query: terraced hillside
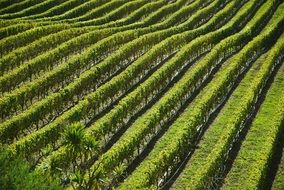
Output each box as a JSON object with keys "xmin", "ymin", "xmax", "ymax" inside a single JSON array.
[{"xmin": 0, "ymin": 0, "xmax": 284, "ymax": 189}]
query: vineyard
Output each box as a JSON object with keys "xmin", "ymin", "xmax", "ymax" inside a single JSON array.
[{"xmin": 0, "ymin": 0, "xmax": 284, "ymax": 189}]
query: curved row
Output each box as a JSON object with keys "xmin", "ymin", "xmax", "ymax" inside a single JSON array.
[
  {"xmin": 172, "ymin": 27, "xmax": 284, "ymax": 190},
  {"xmin": 118, "ymin": 1, "xmax": 283, "ymax": 188},
  {"xmin": 0, "ymin": 0, "xmax": 220, "ymax": 141},
  {"xmin": 221, "ymin": 36, "xmax": 284, "ymax": 190},
  {"xmin": 41, "ymin": 0, "xmax": 243, "ymax": 173}
]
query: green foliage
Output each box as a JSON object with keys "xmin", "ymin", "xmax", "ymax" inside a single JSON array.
[
  {"xmin": 119, "ymin": 0, "xmax": 283, "ymax": 188},
  {"xmin": 0, "ymin": 147, "xmax": 62, "ymax": 190},
  {"xmin": 1, "ymin": 0, "xmax": 283, "ymax": 189},
  {"xmin": 222, "ymin": 44, "xmax": 284, "ymax": 189},
  {"xmin": 273, "ymin": 146, "xmax": 284, "ymax": 190},
  {"xmin": 173, "ymin": 29, "xmax": 284, "ymax": 190},
  {"xmin": 0, "ymin": 24, "xmax": 68, "ymax": 56},
  {"xmin": 59, "ymin": 123, "xmax": 101, "ymax": 189},
  {"xmin": 5, "ymin": 0, "xmax": 230, "ymax": 159},
  {"xmin": 63, "ymin": 122, "xmax": 98, "ymax": 157}
]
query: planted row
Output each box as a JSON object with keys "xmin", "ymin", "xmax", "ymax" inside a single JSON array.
[
  {"xmin": 273, "ymin": 144, "xmax": 284, "ymax": 190},
  {"xmin": 0, "ymin": 0, "xmax": 220, "ymax": 142},
  {"xmin": 0, "ymin": 28, "xmax": 134, "ymax": 119},
  {"xmin": 34, "ymin": 0, "xmax": 187, "ymax": 26},
  {"xmin": 20, "ymin": 0, "xmax": 86, "ymax": 20},
  {"xmin": 0, "ymin": 28, "xmax": 87, "ymax": 76},
  {"xmin": 87, "ymin": 0, "xmax": 247, "ymax": 144},
  {"xmin": 0, "ymin": 0, "xmax": 67, "ymax": 19},
  {"xmin": 35, "ymin": 0, "xmax": 236, "ymax": 171},
  {"xmin": 0, "ymin": 22, "xmax": 35, "ymax": 40},
  {"xmin": 0, "ymin": 0, "xmax": 44, "ymax": 15},
  {"xmin": 221, "ymin": 61, "xmax": 284, "ymax": 189},
  {"xmin": 173, "ymin": 25, "xmax": 284, "ymax": 190},
  {"xmin": 0, "ymin": 24, "xmax": 69, "ymax": 56},
  {"xmin": 0, "ymin": 0, "xmax": 211, "ymax": 95},
  {"xmin": 48, "ymin": 0, "xmax": 266, "ymax": 186},
  {"xmin": 118, "ymin": 1, "xmax": 282, "ymax": 188},
  {"xmin": 0, "ymin": 0, "xmax": 20, "ymax": 11},
  {"xmin": 0, "ymin": 26, "xmax": 113, "ymax": 93},
  {"xmin": 65, "ymin": 0, "xmax": 132, "ymax": 23},
  {"xmin": 38, "ymin": 0, "xmax": 112, "ymax": 21},
  {"xmin": 91, "ymin": 0, "xmax": 167, "ymax": 29},
  {"xmin": 71, "ymin": 0, "xmax": 151, "ymax": 26}
]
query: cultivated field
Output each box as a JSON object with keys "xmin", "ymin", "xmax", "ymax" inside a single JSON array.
[{"xmin": 0, "ymin": 0, "xmax": 284, "ymax": 189}]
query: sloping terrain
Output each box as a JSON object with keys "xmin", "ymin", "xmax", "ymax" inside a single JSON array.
[{"xmin": 0, "ymin": 0, "xmax": 283, "ymax": 189}]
